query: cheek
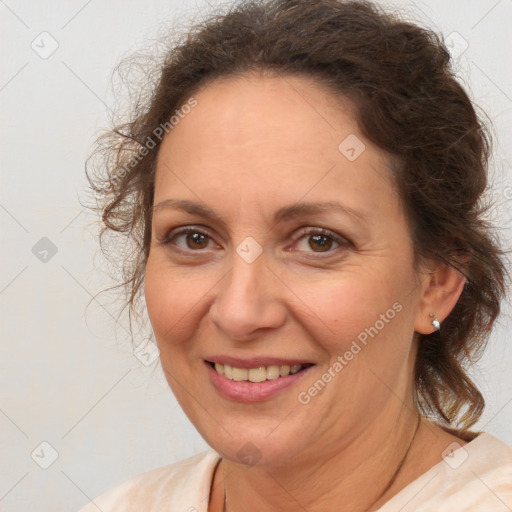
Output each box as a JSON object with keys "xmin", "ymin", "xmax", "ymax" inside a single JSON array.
[
  {"xmin": 290, "ymin": 273, "xmax": 415, "ymax": 419},
  {"xmin": 144, "ymin": 259, "xmax": 209, "ymax": 346},
  {"xmin": 288, "ymin": 269, "xmax": 405, "ymax": 351}
]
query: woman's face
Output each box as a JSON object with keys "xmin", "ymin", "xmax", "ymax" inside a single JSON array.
[{"xmin": 145, "ymin": 73, "xmax": 428, "ymax": 466}]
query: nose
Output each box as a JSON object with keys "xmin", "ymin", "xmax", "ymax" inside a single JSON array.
[{"xmin": 208, "ymin": 249, "xmax": 287, "ymax": 342}]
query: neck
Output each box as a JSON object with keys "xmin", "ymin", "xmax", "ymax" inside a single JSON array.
[{"xmin": 220, "ymin": 403, "xmax": 424, "ymax": 512}]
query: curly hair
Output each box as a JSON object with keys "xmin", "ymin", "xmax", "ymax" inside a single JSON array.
[{"xmin": 85, "ymin": 0, "xmax": 509, "ymax": 432}]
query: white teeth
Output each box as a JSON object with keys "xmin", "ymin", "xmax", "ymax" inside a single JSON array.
[
  {"xmin": 212, "ymin": 362, "xmax": 307, "ymax": 381},
  {"xmin": 266, "ymin": 365, "xmax": 280, "ymax": 380},
  {"xmin": 232, "ymin": 367, "xmax": 248, "ymax": 381},
  {"xmin": 290, "ymin": 364, "xmax": 301, "ymax": 374},
  {"xmin": 248, "ymin": 367, "xmax": 267, "ymax": 383}
]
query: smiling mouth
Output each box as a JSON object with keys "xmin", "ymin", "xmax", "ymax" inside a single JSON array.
[{"xmin": 206, "ymin": 361, "xmax": 314, "ymax": 382}]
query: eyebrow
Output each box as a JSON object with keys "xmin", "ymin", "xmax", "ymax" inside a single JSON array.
[{"xmin": 152, "ymin": 198, "xmax": 367, "ymax": 225}]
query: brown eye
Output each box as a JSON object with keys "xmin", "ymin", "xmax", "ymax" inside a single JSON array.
[
  {"xmin": 161, "ymin": 227, "xmax": 215, "ymax": 251},
  {"xmin": 184, "ymin": 232, "xmax": 210, "ymax": 249},
  {"xmin": 292, "ymin": 228, "xmax": 349, "ymax": 256},
  {"xmin": 308, "ymin": 234, "xmax": 335, "ymax": 252}
]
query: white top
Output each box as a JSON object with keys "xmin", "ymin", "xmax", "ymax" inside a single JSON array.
[{"xmin": 77, "ymin": 433, "xmax": 512, "ymax": 511}]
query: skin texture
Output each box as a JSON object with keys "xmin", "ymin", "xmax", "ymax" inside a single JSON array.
[{"xmin": 144, "ymin": 73, "xmax": 468, "ymax": 512}]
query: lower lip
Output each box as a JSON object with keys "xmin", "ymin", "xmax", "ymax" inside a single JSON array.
[{"xmin": 205, "ymin": 361, "xmax": 315, "ymax": 402}]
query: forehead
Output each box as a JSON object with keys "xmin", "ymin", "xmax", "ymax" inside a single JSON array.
[
  {"xmin": 154, "ymin": 72, "xmax": 397, "ymax": 217},
  {"xmin": 161, "ymin": 72, "xmax": 360, "ymax": 158}
]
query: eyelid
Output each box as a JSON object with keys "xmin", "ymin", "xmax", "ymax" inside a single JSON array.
[
  {"xmin": 158, "ymin": 225, "xmax": 217, "ymax": 248},
  {"xmin": 289, "ymin": 226, "xmax": 351, "ymax": 254}
]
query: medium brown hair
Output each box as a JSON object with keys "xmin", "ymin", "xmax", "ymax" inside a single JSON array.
[{"xmin": 85, "ymin": 0, "xmax": 509, "ymax": 432}]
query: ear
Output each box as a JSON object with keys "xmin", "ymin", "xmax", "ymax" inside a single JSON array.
[{"xmin": 414, "ymin": 260, "xmax": 467, "ymax": 335}]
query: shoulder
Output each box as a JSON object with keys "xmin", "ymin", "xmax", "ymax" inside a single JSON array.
[
  {"xmin": 76, "ymin": 449, "xmax": 221, "ymax": 512},
  {"xmin": 378, "ymin": 433, "xmax": 512, "ymax": 512}
]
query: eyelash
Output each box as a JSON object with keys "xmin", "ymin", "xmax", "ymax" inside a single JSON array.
[{"xmin": 159, "ymin": 225, "xmax": 351, "ymax": 258}]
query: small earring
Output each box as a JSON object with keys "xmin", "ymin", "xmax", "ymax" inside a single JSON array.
[{"xmin": 429, "ymin": 313, "xmax": 440, "ymax": 331}]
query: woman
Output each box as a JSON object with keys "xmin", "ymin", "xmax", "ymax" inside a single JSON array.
[{"xmin": 80, "ymin": 0, "xmax": 512, "ymax": 510}]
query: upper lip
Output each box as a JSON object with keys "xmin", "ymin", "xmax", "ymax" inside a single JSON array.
[{"xmin": 205, "ymin": 356, "xmax": 315, "ymax": 368}]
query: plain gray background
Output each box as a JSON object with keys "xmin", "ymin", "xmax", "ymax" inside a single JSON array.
[{"xmin": 1, "ymin": 1, "xmax": 511, "ymax": 510}]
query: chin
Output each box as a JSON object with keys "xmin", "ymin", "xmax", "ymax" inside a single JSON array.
[{"xmin": 190, "ymin": 408, "xmax": 320, "ymax": 468}]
